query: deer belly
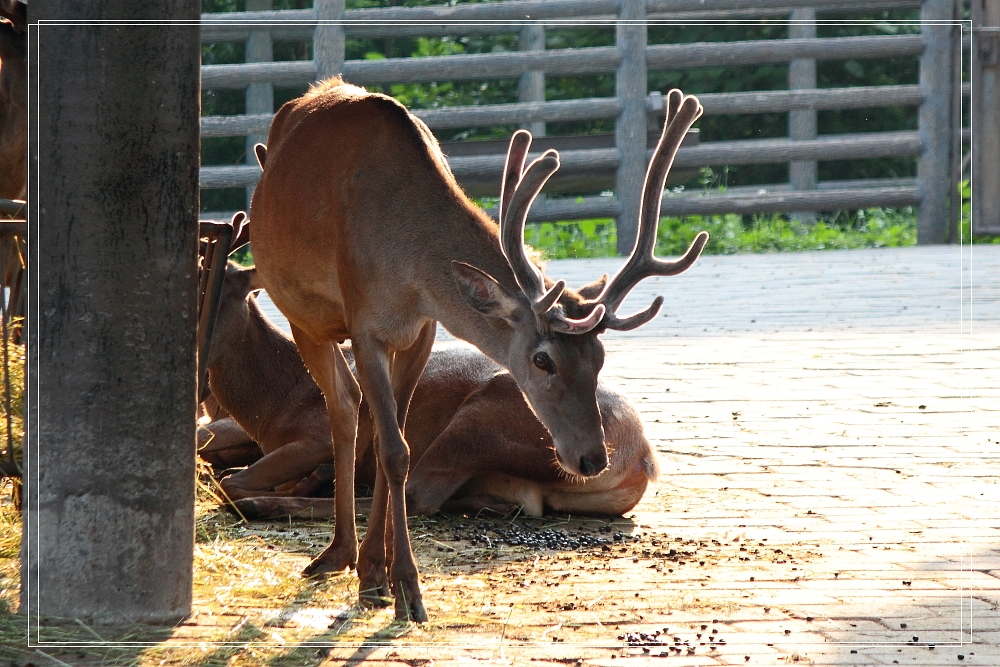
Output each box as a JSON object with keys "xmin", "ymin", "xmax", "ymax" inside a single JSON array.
[{"xmin": 257, "ymin": 268, "xmax": 351, "ymax": 342}]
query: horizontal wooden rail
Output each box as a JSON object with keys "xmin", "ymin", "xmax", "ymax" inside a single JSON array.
[
  {"xmin": 201, "ymin": 1, "xmax": 922, "ymax": 42},
  {"xmin": 201, "ymin": 84, "xmax": 972, "ymax": 139},
  {"xmin": 200, "ymin": 97, "xmax": 622, "ymax": 138},
  {"xmin": 657, "ymin": 186, "xmax": 920, "ymax": 216},
  {"xmin": 201, "ymin": 177, "xmax": 921, "ymax": 224},
  {"xmin": 645, "ymin": 34, "xmax": 923, "ymax": 71},
  {"xmin": 202, "ymin": 35, "xmax": 926, "ymax": 89},
  {"xmin": 201, "ymin": 130, "xmax": 923, "ymax": 189},
  {"xmin": 673, "ymin": 131, "xmax": 922, "ymax": 167}
]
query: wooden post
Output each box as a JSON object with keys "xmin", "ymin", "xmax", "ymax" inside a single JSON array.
[
  {"xmin": 315, "ymin": 0, "xmax": 346, "ymax": 82},
  {"xmin": 789, "ymin": 8, "xmax": 817, "ymax": 224},
  {"xmin": 948, "ymin": 0, "xmax": 964, "ymax": 242},
  {"xmin": 245, "ymin": 0, "xmax": 273, "ymax": 210},
  {"xmin": 917, "ymin": 0, "xmax": 956, "ymax": 244},
  {"xmin": 519, "ymin": 23, "xmax": 546, "ymax": 137},
  {"xmin": 972, "ymin": 0, "xmax": 1000, "ymax": 235},
  {"xmin": 615, "ymin": 0, "xmax": 647, "ymax": 256},
  {"xmin": 25, "ymin": 1, "xmax": 200, "ymax": 623}
]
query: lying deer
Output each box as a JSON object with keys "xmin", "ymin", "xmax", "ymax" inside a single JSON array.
[
  {"xmin": 199, "ymin": 258, "xmax": 658, "ymax": 518},
  {"xmin": 250, "ymin": 77, "xmax": 706, "ymax": 620},
  {"xmin": 0, "ymin": 0, "xmax": 26, "ymax": 201}
]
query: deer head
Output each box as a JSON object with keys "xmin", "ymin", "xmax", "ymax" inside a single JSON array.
[{"xmin": 452, "ymin": 90, "xmax": 707, "ymax": 479}]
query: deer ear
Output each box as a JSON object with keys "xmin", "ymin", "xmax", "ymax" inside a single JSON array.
[
  {"xmin": 451, "ymin": 261, "xmax": 521, "ymax": 323},
  {"xmin": 245, "ymin": 266, "xmax": 265, "ymax": 293},
  {"xmin": 576, "ymin": 274, "xmax": 609, "ymax": 301}
]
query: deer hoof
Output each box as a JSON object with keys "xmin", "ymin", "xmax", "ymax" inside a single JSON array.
[
  {"xmin": 395, "ymin": 585, "xmax": 427, "ymax": 623},
  {"xmin": 359, "ymin": 581, "xmax": 391, "ymax": 608},
  {"xmin": 230, "ymin": 497, "xmax": 268, "ymax": 520},
  {"xmin": 302, "ymin": 544, "xmax": 357, "ymax": 578}
]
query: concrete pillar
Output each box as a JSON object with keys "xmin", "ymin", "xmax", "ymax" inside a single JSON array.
[
  {"xmin": 314, "ymin": 0, "xmax": 346, "ymax": 81},
  {"xmin": 519, "ymin": 24, "xmax": 546, "ymax": 137},
  {"xmin": 615, "ymin": 0, "xmax": 648, "ymax": 256},
  {"xmin": 972, "ymin": 0, "xmax": 1000, "ymax": 235},
  {"xmin": 917, "ymin": 0, "xmax": 956, "ymax": 244},
  {"xmin": 789, "ymin": 8, "xmax": 818, "ymax": 224},
  {"xmin": 24, "ymin": 1, "xmax": 200, "ymax": 623},
  {"xmin": 245, "ymin": 0, "xmax": 274, "ymax": 210}
]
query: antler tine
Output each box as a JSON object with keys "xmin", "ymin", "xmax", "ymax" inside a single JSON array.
[
  {"xmin": 499, "ymin": 130, "xmax": 532, "ymax": 226},
  {"xmin": 500, "ymin": 149, "xmax": 564, "ymax": 309},
  {"xmin": 597, "ymin": 94, "xmax": 706, "ymax": 323},
  {"xmin": 229, "ymin": 211, "xmax": 251, "ymax": 257}
]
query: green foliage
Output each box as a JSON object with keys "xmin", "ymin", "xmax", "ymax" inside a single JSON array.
[
  {"xmin": 960, "ymin": 180, "xmax": 1000, "ymax": 244},
  {"xmin": 525, "ymin": 208, "xmax": 917, "ymax": 260},
  {"xmin": 525, "ymin": 218, "xmax": 618, "ymax": 259}
]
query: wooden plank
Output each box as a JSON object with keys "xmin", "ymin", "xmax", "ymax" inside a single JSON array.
[
  {"xmin": 199, "ymin": 1, "xmax": 922, "ymax": 42},
  {"xmin": 615, "ymin": 0, "xmax": 648, "ymax": 255},
  {"xmin": 439, "ymin": 129, "xmax": 698, "ymax": 157},
  {"xmin": 671, "ymin": 131, "xmax": 921, "ymax": 166},
  {"xmin": 518, "ymin": 23, "xmax": 547, "ymax": 137},
  {"xmin": 201, "ymin": 60, "xmax": 315, "ymax": 89},
  {"xmin": 657, "ymin": 186, "xmax": 920, "ymax": 216},
  {"xmin": 244, "ymin": 0, "xmax": 273, "ymax": 210},
  {"xmin": 199, "ymin": 84, "xmax": 972, "ymax": 141},
  {"xmin": 916, "ymin": 0, "xmax": 955, "ymax": 244},
  {"xmin": 646, "ymin": 34, "xmax": 923, "ymax": 70},
  {"xmin": 972, "ymin": 0, "xmax": 1000, "ymax": 235},
  {"xmin": 313, "ymin": 0, "xmax": 345, "ymax": 81},
  {"xmin": 200, "ymin": 85, "xmax": 967, "ymax": 139},
  {"xmin": 199, "ymin": 99, "xmax": 621, "ymax": 138},
  {"xmin": 788, "ymin": 7, "xmax": 818, "ymax": 221},
  {"xmin": 200, "ymin": 35, "xmax": 924, "ymax": 89},
  {"xmin": 200, "ymin": 131, "xmax": 920, "ymax": 189}
]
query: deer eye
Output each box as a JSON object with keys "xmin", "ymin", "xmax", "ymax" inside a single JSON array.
[{"xmin": 533, "ymin": 351, "xmax": 556, "ymax": 374}]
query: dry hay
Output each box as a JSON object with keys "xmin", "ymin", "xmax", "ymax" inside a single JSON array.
[{"xmin": 0, "ymin": 462, "xmax": 834, "ymax": 667}]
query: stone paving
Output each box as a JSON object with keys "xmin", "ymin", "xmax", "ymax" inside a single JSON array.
[{"xmin": 248, "ymin": 244, "xmax": 999, "ymax": 666}]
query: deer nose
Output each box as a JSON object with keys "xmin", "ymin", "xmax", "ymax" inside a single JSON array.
[{"xmin": 579, "ymin": 453, "xmax": 608, "ymax": 477}]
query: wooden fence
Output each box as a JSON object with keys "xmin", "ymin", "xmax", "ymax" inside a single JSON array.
[{"xmin": 199, "ymin": 0, "xmax": 977, "ymax": 252}]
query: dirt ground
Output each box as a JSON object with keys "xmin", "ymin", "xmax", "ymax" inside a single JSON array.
[
  {"xmin": 3, "ymin": 246, "xmax": 997, "ymax": 666},
  {"xmin": 2, "ymin": 478, "xmax": 840, "ymax": 667}
]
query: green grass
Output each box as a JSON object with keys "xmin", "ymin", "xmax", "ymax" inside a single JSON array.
[{"xmin": 525, "ymin": 207, "xmax": 920, "ymax": 260}]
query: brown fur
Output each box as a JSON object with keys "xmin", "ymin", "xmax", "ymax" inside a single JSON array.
[
  {"xmin": 0, "ymin": 1, "xmax": 26, "ymax": 201},
  {"xmin": 200, "ymin": 262, "xmax": 658, "ymax": 517},
  {"xmin": 249, "ymin": 78, "xmax": 704, "ymax": 621}
]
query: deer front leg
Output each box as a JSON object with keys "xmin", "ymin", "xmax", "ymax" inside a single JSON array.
[
  {"xmin": 291, "ymin": 325, "xmax": 362, "ymax": 577},
  {"xmin": 353, "ymin": 326, "xmax": 433, "ymax": 623},
  {"xmin": 218, "ymin": 437, "xmax": 331, "ymax": 501}
]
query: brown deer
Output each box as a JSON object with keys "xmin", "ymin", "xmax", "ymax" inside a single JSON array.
[
  {"xmin": 197, "ymin": 258, "xmax": 658, "ymax": 518},
  {"xmin": 250, "ymin": 77, "xmax": 706, "ymax": 621},
  {"xmin": 0, "ymin": 0, "xmax": 26, "ymax": 201}
]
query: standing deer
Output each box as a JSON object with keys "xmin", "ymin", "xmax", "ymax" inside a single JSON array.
[
  {"xmin": 250, "ymin": 77, "xmax": 706, "ymax": 621},
  {"xmin": 198, "ymin": 257, "xmax": 658, "ymax": 519},
  {"xmin": 0, "ymin": 0, "xmax": 26, "ymax": 201}
]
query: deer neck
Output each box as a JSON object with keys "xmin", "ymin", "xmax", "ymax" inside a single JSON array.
[
  {"xmin": 208, "ymin": 299, "xmax": 306, "ymax": 439},
  {"xmin": 424, "ymin": 214, "xmax": 523, "ymax": 365}
]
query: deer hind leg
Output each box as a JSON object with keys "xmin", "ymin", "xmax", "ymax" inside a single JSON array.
[
  {"xmin": 291, "ymin": 324, "xmax": 362, "ymax": 577},
  {"xmin": 197, "ymin": 418, "xmax": 261, "ymax": 469},
  {"xmin": 354, "ymin": 323, "xmax": 434, "ymax": 623}
]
